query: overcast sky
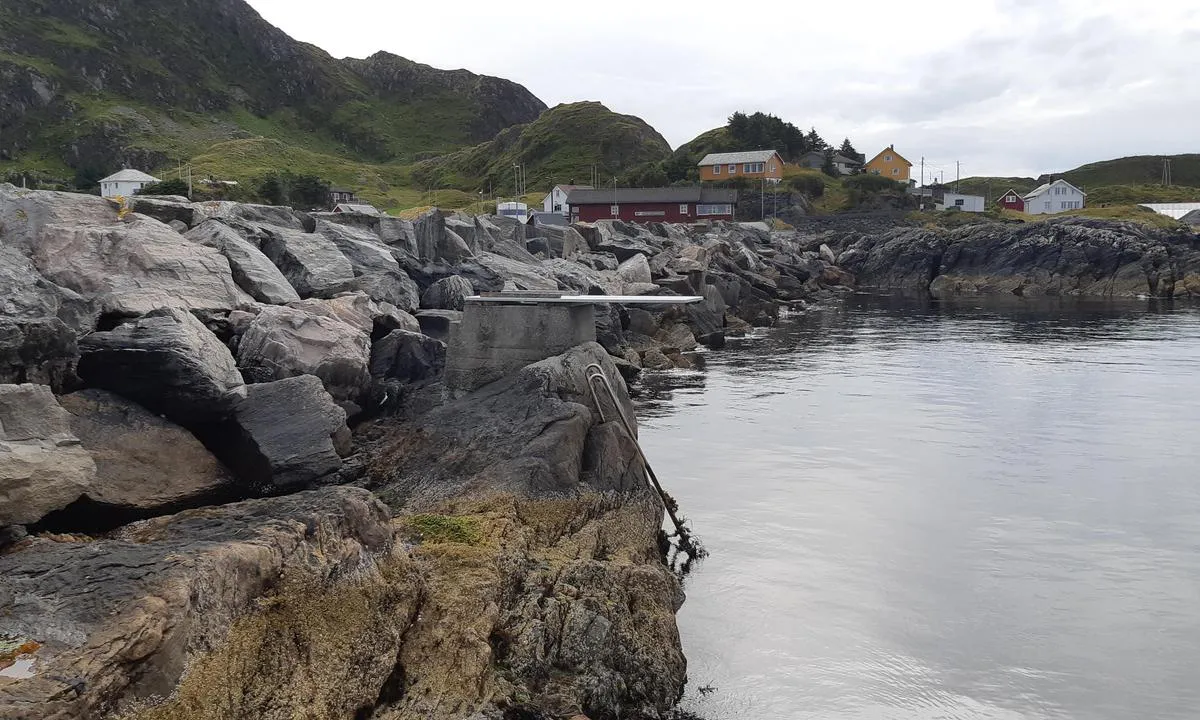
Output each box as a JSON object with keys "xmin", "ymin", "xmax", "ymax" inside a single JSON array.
[{"xmin": 246, "ymin": 0, "xmax": 1198, "ymax": 179}]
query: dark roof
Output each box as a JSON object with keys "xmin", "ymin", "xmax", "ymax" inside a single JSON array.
[
  {"xmin": 528, "ymin": 212, "xmax": 568, "ymax": 226},
  {"xmin": 329, "ymin": 186, "xmax": 354, "ymax": 194},
  {"xmin": 566, "ymin": 187, "xmax": 738, "ymax": 205}
]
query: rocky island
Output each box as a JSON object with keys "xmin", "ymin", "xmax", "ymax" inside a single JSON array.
[{"xmin": 2, "ymin": 184, "xmax": 1198, "ymax": 720}]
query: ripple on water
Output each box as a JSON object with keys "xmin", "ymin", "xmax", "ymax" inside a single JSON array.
[{"xmin": 638, "ymin": 296, "xmax": 1200, "ymax": 720}]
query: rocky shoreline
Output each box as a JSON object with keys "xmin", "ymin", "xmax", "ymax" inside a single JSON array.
[
  {"xmin": 0, "ymin": 183, "xmax": 850, "ymax": 720},
  {"xmin": 2, "ymin": 184, "xmax": 1196, "ymax": 719}
]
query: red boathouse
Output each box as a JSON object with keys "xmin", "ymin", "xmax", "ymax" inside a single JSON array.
[{"xmin": 566, "ymin": 187, "xmax": 737, "ymax": 224}]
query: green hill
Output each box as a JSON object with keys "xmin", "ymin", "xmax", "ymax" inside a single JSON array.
[
  {"xmin": 953, "ymin": 154, "xmax": 1200, "ymax": 203},
  {"xmin": 411, "ymin": 102, "xmax": 673, "ymax": 195},
  {"xmin": 0, "ymin": 0, "xmax": 546, "ymax": 185},
  {"xmin": 1058, "ymin": 154, "xmax": 1200, "ymax": 188}
]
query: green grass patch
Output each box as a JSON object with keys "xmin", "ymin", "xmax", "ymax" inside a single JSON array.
[{"xmin": 405, "ymin": 514, "xmax": 483, "ymax": 545}]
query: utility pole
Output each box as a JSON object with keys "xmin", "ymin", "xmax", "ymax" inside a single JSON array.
[
  {"xmin": 760, "ymin": 176, "xmax": 765, "ymax": 220},
  {"xmin": 955, "ymin": 161, "xmax": 960, "ymax": 194},
  {"xmin": 921, "ymin": 157, "xmax": 925, "ymax": 188}
]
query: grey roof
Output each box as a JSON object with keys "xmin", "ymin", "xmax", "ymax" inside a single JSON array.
[
  {"xmin": 565, "ymin": 187, "xmax": 738, "ymax": 205},
  {"xmin": 100, "ymin": 169, "xmax": 160, "ymax": 183},
  {"xmin": 1024, "ymin": 179, "xmax": 1086, "ymax": 199},
  {"xmin": 528, "ymin": 212, "xmax": 568, "ymax": 226},
  {"xmin": 800, "ymin": 150, "xmax": 861, "ymax": 165},
  {"xmin": 697, "ymin": 150, "xmax": 779, "ymax": 167},
  {"xmin": 1180, "ymin": 209, "xmax": 1200, "ymax": 225},
  {"xmin": 333, "ymin": 203, "xmax": 380, "ymax": 216}
]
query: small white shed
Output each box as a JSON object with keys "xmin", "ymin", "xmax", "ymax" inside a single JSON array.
[
  {"xmin": 940, "ymin": 193, "xmax": 986, "ymax": 212},
  {"xmin": 98, "ymin": 169, "xmax": 161, "ymax": 198}
]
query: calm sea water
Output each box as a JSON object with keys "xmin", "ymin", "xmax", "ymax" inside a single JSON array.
[{"xmin": 636, "ymin": 295, "xmax": 1200, "ymax": 720}]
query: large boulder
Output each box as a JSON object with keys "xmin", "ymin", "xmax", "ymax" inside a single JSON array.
[
  {"xmin": 314, "ymin": 219, "xmax": 422, "ymax": 309},
  {"xmin": 184, "ymin": 220, "xmax": 301, "ymax": 304},
  {"xmin": 0, "ymin": 384, "xmax": 95, "ymax": 527},
  {"xmin": 540, "ymin": 259, "xmax": 605, "ymax": 294},
  {"xmin": 224, "ymin": 203, "xmax": 315, "ymax": 232},
  {"xmin": 0, "ymin": 246, "xmax": 91, "ymax": 330},
  {"xmin": 58, "ymin": 390, "xmax": 236, "ymax": 514},
  {"xmin": 258, "ymin": 225, "xmax": 355, "ymax": 298},
  {"xmin": 0, "ymin": 184, "xmax": 116, "ymax": 254},
  {"xmin": 289, "ymin": 293, "xmax": 377, "ymax": 334},
  {"xmin": 370, "ymin": 342, "xmax": 637, "ymax": 509},
  {"xmin": 0, "ymin": 317, "xmax": 78, "ymax": 392},
  {"xmin": 236, "ymin": 304, "xmax": 371, "ymax": 403},
  {"xmin": 589, "ymin": 220, "xmax": 660, "ymax": 261},
  {"xmin": 420, "ymin": 275, "xmax": 474, "ymax": 311},
  {"xmin": 220, "ymin": 375, "xmax": 350, "ymax": 490},
  {"xmin": 30, "ymin": 215, "xmax": 254, "ymax": 320},
  {"xmin": 77, "ymin": 307, "xmax": 244, "ymax": 426},
  {"xmin": 0, "ymin": 487, "xmax": 406, "ymax": 719},
  {"xmin": 616, "ymin": 253, "xmax": 653, "ymax": 286},
  {"xmin": 474, "ymin": 251, "xmax": 558, "ymax": 292},
  {"xmin": 130, "ymin": 197, "xmax": 198, "ymax": 228},
  {"xmin": 369, "ymin": 330, "xmax": 446, "ymax": 384}
]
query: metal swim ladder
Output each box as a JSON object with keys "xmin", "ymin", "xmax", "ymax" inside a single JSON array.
[{"xmin": 584, "ymin": 363, "xmax": 705, "ymax": 560}]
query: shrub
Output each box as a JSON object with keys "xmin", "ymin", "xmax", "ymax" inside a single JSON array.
[
  {"xmin": 787, "ymin": 174, "xmax": 825, "ymax": 198},
  {"xmin": 842, "ymin": 174, "xmax": 907, "ymax": 193}
]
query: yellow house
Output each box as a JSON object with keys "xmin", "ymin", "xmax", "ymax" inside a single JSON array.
[{"xmin": 864, "ymin": 145, "xmax": 912, "ymax": 183}]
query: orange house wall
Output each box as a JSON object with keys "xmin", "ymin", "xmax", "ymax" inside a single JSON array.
[
  {"xmin": 865, "ymin": 152, "xmax": 912, "ymax": 182},
  {"xmin": 699, "ymin": 153, "xmax": 785, "ymax": 181}
]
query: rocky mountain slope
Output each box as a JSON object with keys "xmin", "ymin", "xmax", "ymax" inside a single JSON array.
[{"xmin": 0, "ymin": 0, "xmax": 546, "ymax": 178}]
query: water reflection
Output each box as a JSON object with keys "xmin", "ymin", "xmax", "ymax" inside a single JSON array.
[{"xmin": 636, "ymin": 295, "xmax": 1200, "ymax": 720}]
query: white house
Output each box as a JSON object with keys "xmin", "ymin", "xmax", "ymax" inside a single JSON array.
[
  {"xmin": 938, "ymin": 192, "xmax": 986, "ymax": 212},
  {"xmin": 542, "ymin": 184, "xmax": 592, "ymax": 216},
  {"xmin": 1023, "ymin": 179, "xmax": 1086, "ymax": 215},
  {"xmin": 98, "ymin": 169, "xmax": 161, "ymax": 198}
]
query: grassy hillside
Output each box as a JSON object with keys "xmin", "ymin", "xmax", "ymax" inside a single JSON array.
[
  {"xmin": 949, "ymin": 177, "xmax": 1039, "ymax": 199},
  {"xmin": 953, "ymin": 154, "xmax": 1200, "ymax": 204},
  {"xmin": 411, "ymin": 102, "xmax": 673, "ymax": 195},
  {"xmin": 1059, "ymin": 154, "xmax": 1200, "ymax": 188},
  {"xmin": 0, "ymin": 0, "xmax": 545, "ymax": 183}
]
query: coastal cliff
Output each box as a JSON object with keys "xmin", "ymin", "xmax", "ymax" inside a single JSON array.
[{"xmin": 802, "ymin": 216, "xmax": 1200, "ymax": 298}]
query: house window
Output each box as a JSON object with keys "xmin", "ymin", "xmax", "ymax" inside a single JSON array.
[
  {"xmin": 1044, "ymin": 201, "xmax": 1051, "ymax": 211},
  {"xmin": 610, "ymin": 205, "xmax": 619, "ymax": 215},
  {"xmin": 553, "ymin": 203, "xmax": 562, "ymax": 211},
  {"xmin": 729, "ymin": 164, "xmax": 737, "ymax": 174},
  {"xmin": 769, "ymin": 163, "xmax": 776, "ymax": 171},
  {"xmin": 680, "ymin": 204, "xmax": 689, "ymax": 215},
  {"xmin": 712, "ymin": 165, "xmax": 721, "ymax": 175},
  {"xmin": 892, "ymin": 168, "xmax": 899, "ymax": 175},
  {"xmin": 742, "ymin": 162, "xmax": 765, "ymax": 173},
  {"xmin": 696, "ymin": 204, "xmax": 732, "ymax": 216},
  {"xmin": 885, "ymin": 155, "xmax": 893, "ymax": 162},
  {"xmin": 955, "ymin": 199, "xmax": 965, "ymax": 206}
]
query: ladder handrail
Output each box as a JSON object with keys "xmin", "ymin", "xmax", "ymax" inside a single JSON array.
[{"xmin": 584, "ymin": 363, "xmax": 704, "ymax": 561}]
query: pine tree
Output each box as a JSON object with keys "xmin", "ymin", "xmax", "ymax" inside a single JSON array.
[
  {"xmin": 839, "ymin": 138, "xmax": 862, "ymax": 163},
  {"xmin": 805, "ymin": 127, "xmax": 827, "ymax": 152}
]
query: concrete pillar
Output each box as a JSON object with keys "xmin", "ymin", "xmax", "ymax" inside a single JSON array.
[{"xmin": 445, "ymin": 302, "xmax": 597, "ymax": 393}]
